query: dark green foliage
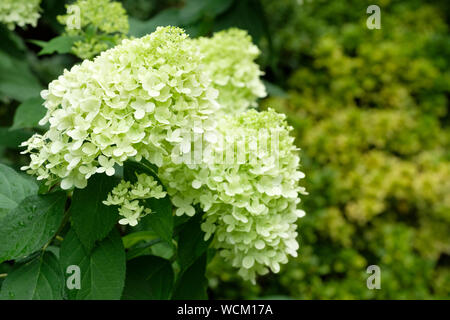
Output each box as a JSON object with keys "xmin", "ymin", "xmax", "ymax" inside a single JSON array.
[
  {"xmin": 0, "ymin": 251, "xmax": 64, "ymax": 300},
  {"xmin": 0, "ymin": 192, "xmax": 66, "ymax": 263},
  {"xmin": 122, "ymin": 255, "xmax": 174, "ymax": 300},
  {"xmin": 70, "ymin": 174, "xmax": 120, "ymax": 252},
  {"xmin": 60, "ymin": 229, "xmax": 126, "ymax": 300}
]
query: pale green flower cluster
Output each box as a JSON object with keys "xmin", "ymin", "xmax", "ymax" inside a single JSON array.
[
  {"xmin": 21, "ymin": 26, "xmax": 305, "ymax": 282},
  {"xmin": 193, "ymin": 28, "xmax": 267, "ymax": 115},
  {"xmin": 57, "ymin": 0, "xmax": 129, "ymax": 59},
  {"xmin": 21, "ymin": 26, "xmax": 219, "ymax": 190},
  {"xmin": 103, "ymin": 173, "xmax": 166, "ymax": 226},
  {"xmin": 0, "ymin": 0, "xmax": 41, "ymax": 30},
  {"xmin": 159, "ymin": 109, "xmax": 306, "ymax": 282}
]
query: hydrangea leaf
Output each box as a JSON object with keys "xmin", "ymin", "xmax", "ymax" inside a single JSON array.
[
  {"xmin": 0, "ymin": 163, "xmax": 38, "ymax": 217},
  {"xmin": 172, "ymin": 252, "xmax": 208, "ymax": 300},
  {"xmin": 0, "ymin": 51, "xmax": 42, "ymax": 102},
  {"xmin": 70, "ymin": 173, "xmax": 120, "ymax": 252},
  {"xmin": 0, "ymin": 252, "xmax": 64, "ymax": 300},
  {"xmin": 0, "ymin": 191, "xmax": 66, "ymax": 263},
  {"xmin": 60, "ymin": 228, "xmax": 125, "ymax": 300},
  {"xmin": 122, "ymin": 255, "xmax": 174, "ymax": 300},
  {"xmin": 30, "ymin": 35, "xmax": 79, "ymax": 56},
  {"xmin": 11, "ymin": 97, "xmax": 47, "ymax": 130},
  {"xmin": 177, "ymin": 213, "xmax": 211, "ymax": 272}
]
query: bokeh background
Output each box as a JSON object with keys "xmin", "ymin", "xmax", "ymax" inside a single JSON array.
[{"xmin": 0, "ymin": 0, "xmax": 449, "ymax": 299}]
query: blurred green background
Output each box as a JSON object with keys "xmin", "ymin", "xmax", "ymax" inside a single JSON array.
[{"xmin": 0, "ymin": 0, "xmax": 449, "ymax": 299}]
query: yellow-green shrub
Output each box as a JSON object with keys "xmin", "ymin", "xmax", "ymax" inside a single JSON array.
[{"xmin": 209, "ymin": 0, "xmax": 450, "ymax": 299}]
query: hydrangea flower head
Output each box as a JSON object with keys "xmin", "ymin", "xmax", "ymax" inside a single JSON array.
[
  {"xmin": 193, "ymin": 28, "xmax": 267, "ymax": 115},
  {"xmin": 0, "ymin": 0, "xmax": 41, "ymax": 30},
  {"xmin": 57, "ymin": 0, "xmax": 129, "ymax": 59},
  {"xmin": 159, "ymin": 108, "xmax": 306, "ymax": 282},
  {"xmin": 21, "ymin": 26, "xmax": 219, "ymax": 190},
  {"xmin": 20, "ymin": 26, "xmax": 306, "ymax": 283}
]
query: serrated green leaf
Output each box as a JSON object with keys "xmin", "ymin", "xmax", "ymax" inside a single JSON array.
[
  {"xmin": 30, "ymin": 35, "xmax": 78, "ymax": 55},
  {"xmin": 0, "ymin": 251, "xmax": 64, "ymax": 300},
  {"xmin": 11, "ymin": 97, "xmax": 46, "ymax": 130},
  {"xmin": 0, "ymin": 163, "xmax": 38, "ymax": 217},
  {"xmin": 0, "ymin": 192, "xmax": 66, "ymax": 263},
  {"xmin": 70, "ymin": 174, "xmax": 120, "ymax": 252},
  {"xmin": 124, "ymin": 160, "xmax": 173, "ymax": 243},
  {"xmin": 59, "ymin": 228, "xmax": 126, "ymax": 300},
  {"xmin": 172, "ymin": 252, "xmax": 208, "ymax": 300},
  {"xmin": 177, "ymin": 213, "xmax": 211, "ymax": 272},
  {"xmin": 122, "ymin": 255, "xmax": 174, "ymax": 300}
]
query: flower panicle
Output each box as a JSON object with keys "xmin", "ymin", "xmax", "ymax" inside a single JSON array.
[{"xmin": 103, "ymin": 173, "xmax": 166, "ymax": 226}]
